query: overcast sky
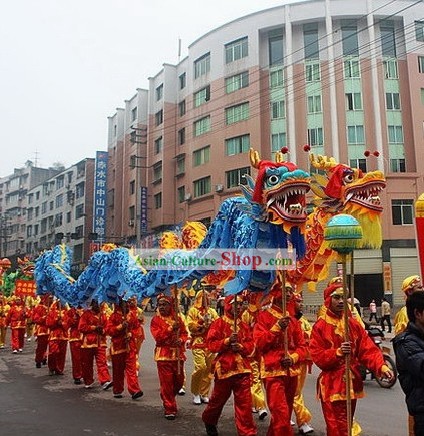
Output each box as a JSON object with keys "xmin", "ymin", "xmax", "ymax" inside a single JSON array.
[{"xmin": 0, "ymin": 0, "xmax": 291, "ymax": 178}]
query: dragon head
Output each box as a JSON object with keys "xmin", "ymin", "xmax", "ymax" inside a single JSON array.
[
  {"xmin": 247, "ymin": 148, "xmax": 310, "ymax": 230},
  {"xmin": 17, "ymin": 256, "xmax": 35, "ymax": 278},
  {"xmin": 310, "ymin": 153, "xmax": 386, "ymax": 248}
]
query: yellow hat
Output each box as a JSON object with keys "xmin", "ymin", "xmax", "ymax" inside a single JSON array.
[{"xmin": 401, "ymin": 275, "xmax": 421, "ymax": 293}]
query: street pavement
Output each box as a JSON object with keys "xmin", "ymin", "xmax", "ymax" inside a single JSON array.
[{"xmin": 0, "ymin": 315, "xmax": 408, "ymax": 436}]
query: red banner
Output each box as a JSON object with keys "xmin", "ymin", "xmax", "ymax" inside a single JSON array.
[
  {"xmin": 415, "ymin": 194, "xmax": 424, "ymax": 280},
  {"xmin": 15, "ymin": 279, "xmax": 36, "ymax": 297}
]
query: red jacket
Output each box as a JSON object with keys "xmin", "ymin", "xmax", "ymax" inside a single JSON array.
[
  {"xmin": 105, "ymin": 308, "xmax": 140, "ymax": 355},
  {"xmin": 32, "ymin": 303, "xmax": 50, "ymax": 336},
  {"xmin": 64, "ymin": 307, "xmax": 82, "ymax": 342},
  {"xmin": 310, "ymin": 307, "xmax": 386, "ymax": 402},
  {"xmin": 45, "ymin": 305, "xmax": 68, "ymax": 341},
  {"xmin": 6, "ymin": 304, "xmax": 27, "ymax": 329},
  {"xmin": 150, "ymin": 313, "xmax": 188, "ymax": 362},
  {"xmin": 207, "ymin": 315, "xmax": 254, "ymax": 380},
  {"xmin": 78, "ymin": 309, "xmax": 108, "ymax": 348},
  {"xmin": 254, "ymin": 304, "xmax": 308, "ymax": 378}
]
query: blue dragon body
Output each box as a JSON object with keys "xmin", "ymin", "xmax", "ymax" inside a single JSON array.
[{"xmin": 35, "ymin": 150, "xmax": 310, "ymax": 306}]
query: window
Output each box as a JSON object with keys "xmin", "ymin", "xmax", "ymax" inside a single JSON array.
[
  {"xmin": 344, "ymin": 59, "xmax": 360, "ymax": 78},
  {"xmin": 194, "ymin": 85, "xmax": 210, "ymax": 107},
  {"xmin": 225, "ymin": 71, "xmax": 249, "ymax": 93},
  {"xmin": 75, "ymin": 204, "xmax": 84, "ymax": 219},
  {"xmin": 176, "ymin": 155, "xmax": 185, "ymax": 175},
  {"xmin": 154, "ymin": 136, "xmax": 163, "ymax": 154},
  {"xmin": 49, "ymin": 201, "xmax": 54, "ymax": 211},
  {"xmin": 381, "ymin": 25, "xmax": 396, "ymax": 57},
  {"xmin": 225, "ymin": 134, "xmax": 250, "ymax": 156},
  {"xmin": 384, "ymin": 59, "xmax": 398, "ymax": 78},
  {"xmin": 386, "ymin": 93, "xmax": 400, "ymax": 110},
  {"xmin": 270, "ymin": 69, "xmax": 284, "ymax": 87},
  {"xmin": 194, "ymin": 176, "xmax": 211, "ymax": 198},
  {"xmin": 271, "ymin": 101, "xmax": 285, "ymax": 119},
  {"xmin": 392, "ymin": 199, "xmax": 413, "ymax": 225},
  {"xmin": 308, "ymin": 127, "xmax": 324, "ymax": 146},
  {"xmin": 307, "ymin": 95, "xmax": 322, "ymax": 113},
  {"xmin": 178, "ymin": 128, "xmax": 186, "ymax": 145},
  {"xmin": 129, "ymin": 206, "xmax": 135, "ymax": 221},
  {"xmin": 55, "ymin": 194, "xmax": 63, "ymax": 208},
  {"xmin": 349, "ymin": 159, "xmax": 367, "ymax": 173},
  {"xmin": 271, "ymin": 133, "xmax": 287, "ymax": 151},
  {"xmin": 194, "ymin": 53, "xmax": 210, "ymax": 79},
  {"xmin": 419, "ymin": 56, "xmax": 424, "ymax": 73},
  {"xmin": 225, "ymin": 167, "xmax": 251, "ymax": 188},
  {"xmin": 55, "ymin": 213, "xmax": 63, "ymax": 227},
  {"xmin": 153, "ymin": 162, "xmax": 162, "ymax": 182},
  {"xmin": 303, "ymin": 24, "xmax": 319, "ymax": 60},
  {"xmin": 305, "ymin": 63, "xmax": 320, "ymax": 82},
  {"xmin": 225, "ymin": 37, "xmax": 248, "ymax": 63},
  {"xmin": 41, "ymin": 201, "xmax": 47, "ymax": 214},
  {"xmin": 154, "ymin": 192, "xmax": 162, "ymax": 209},
  {"xmin": 179, "ymin": 73, "xmax": 186, "ymax": 89},
  {"xmin": 345, "ymin": 93, "xmax": 362, "ymax": 111},
  {"xmin": 269, "ymin": 35, "xmax": 283, "ymax": 66},
  {"xmin": 347, "ymin": 125, "xmax": 365, "ymax": 144},
  {"xmin": 129, "ymin": 180, "xmax": 135, "ymax": 195},
  {"xmin": 178, "ymin": 100, "xmax": 186, "ymax": 116},
  {"xmin": 421, "ymin": 88, "xmax": 424, "ymax": 105},
  {"xmin": 156, "ymin": 84, "xmax": 163, "ymax": 101},
  {"xmin": 388, "ymin": 125, "xmax": 403, "ymax": 143},
  {"xmin": 75, "ymin": 182, "xmax": 85, "ymax": 199},
  {"xmin": 155, "ymin": 109, "xmax": 163, "ymax": 126},
  {"xmin": 341, "ymin": 24, "xmax": 359, "ymax": 56},
  {"xmin": 415, "ymin": 21, "xmax": 424, "ymax": 41},
  {"xmin": 66, "ymin": 211, "xmax": 71, "ymax": 223},
  {"xmin": 194, "ymin": 116, "xmax": 211, "ymax": 136},
  {"xmin": 131, "ymin": 107, "xmax": 137, "ymax": 122},
  {"xmin": 177, "ymin": 186, "xmax": 185, "ymax": 203},
  {"xmin": 193, "ymin": 146, "xmax": 210, "ymax": 166},
  {"xmin": 390, "ymin": 158, "xmax": 406, "ymax": 173},
  {"xmin": 225, "ymin": 102, "xmax": 249, "ymax": 125},
  {"xmin": 56, "ymin": 176, "xmax": 64, "ymax": 189}
]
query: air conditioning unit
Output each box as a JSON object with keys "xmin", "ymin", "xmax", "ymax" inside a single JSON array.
[
  {"xmin": 215, "ymin": 184, "xmax": 224, "ymax": 193},
  {"xmin": 184, "ymin": 193, "xmax": 192, "ymax": 201},
  {"xmin": 128, "ymin": 220, "xmax": 135, "ymax": 227}
]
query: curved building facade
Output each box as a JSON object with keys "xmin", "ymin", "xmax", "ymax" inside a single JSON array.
[{"xmin": 107, "ymin": 0, "xmax": 424, "ymax": 305}]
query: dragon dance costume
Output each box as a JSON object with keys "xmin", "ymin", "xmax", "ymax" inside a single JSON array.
[
  {"xmin": 310, "ymin": 283, "xmax": 389, "ymax": 436},
  {"xmin": 202, "ymin": 296, "xmax": 257, "ymax": 436}
]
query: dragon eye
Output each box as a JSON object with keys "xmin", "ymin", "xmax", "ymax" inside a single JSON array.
[
  {"xmin": 267, "ymin": 174, "xmax": 280, "ymax": 186},
  {"xmin": 343, "ymin": 173, "xmax": 354, "ymax": 184}
]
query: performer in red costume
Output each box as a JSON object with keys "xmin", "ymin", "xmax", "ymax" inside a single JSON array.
[
  {"xmin": 202, "ymin": 295, "xmax": 257, "ymax": 436},
  {"xmin": 45, "ymin": 300, "xmax": 68, "ymax": 375},
  {"xmin": 32, "ymin": 294, "xmax": 52, "ymax": 367},
  {"xmin": 253, "ymin": 284, "xmax": 307, "ymax": 436},
  {"xmin": 150, "ymin": 294, "xmax": 188, "ymax": 420},
  {"xmin": 310, "ymin": 283, "xmax": 394, "ymax": 436},
  {"xmin": 105, "ymin": 298, "xmax": 143, "ymax": 400},
  {"xmin": 64, "ymin": 305, "xmax": 83, "ymax": 384},
  {"xmin": 78, "ymin": 299, "xmax": 113, "ymax": 390},
  {"xmin": 6, "ymin": 296, "xmax": 27, "ymax": 353}
]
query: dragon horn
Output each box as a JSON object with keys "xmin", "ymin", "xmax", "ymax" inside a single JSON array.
[
  {"xmin": 275, "ymin": 151, "xmax": 284, "ymax": 163},
  {"xmin": 249, "ymin": 148, "xmax": 261, "ymax": 169},
  {"xmin": 309, "ymin": 153, "xmax": 338, "ymax": 170}
]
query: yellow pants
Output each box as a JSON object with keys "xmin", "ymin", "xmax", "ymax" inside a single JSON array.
[
  {"xmin": 190, "ymin": 348, "xmax": 213, "ymax": 397},
  {"xmin": 293, "ymin": 363, "xmax": 312, "ymax": 426},
  {"xmin": 0, "ymin": 326, "xmax": 7, "ymax": 346},
  {"xmin": 250, "ymin": 359, "xmax": 266, "ymax": 411}
]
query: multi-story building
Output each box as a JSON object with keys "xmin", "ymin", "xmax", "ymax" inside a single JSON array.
[
  {"xmin": 25, "ymin": 159, "xmax": 95, "ymax": 275},
  {"xmin": 0, "ymin": 161, "xmax": 60, "ymax": 263},
  {"xmin": 106, "ymin": 0, "xmax": 424, "ymax": 306}
]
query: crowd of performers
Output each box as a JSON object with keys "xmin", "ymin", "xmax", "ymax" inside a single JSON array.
[{"xmin": 2, "ymin": 275, "xmax": 421, "ymax": 436}]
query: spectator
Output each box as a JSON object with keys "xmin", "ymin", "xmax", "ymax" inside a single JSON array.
[
  {"xmin": 369, "ymin": 299, "xmax": 378, "ymax": 323},
  {"xmin": 380, "ymin": 298, "xmax": 392, "ymax": 333},
  {"xmin": 393, "ymin": 290, "xmax": 424, "ymax": 436}
]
